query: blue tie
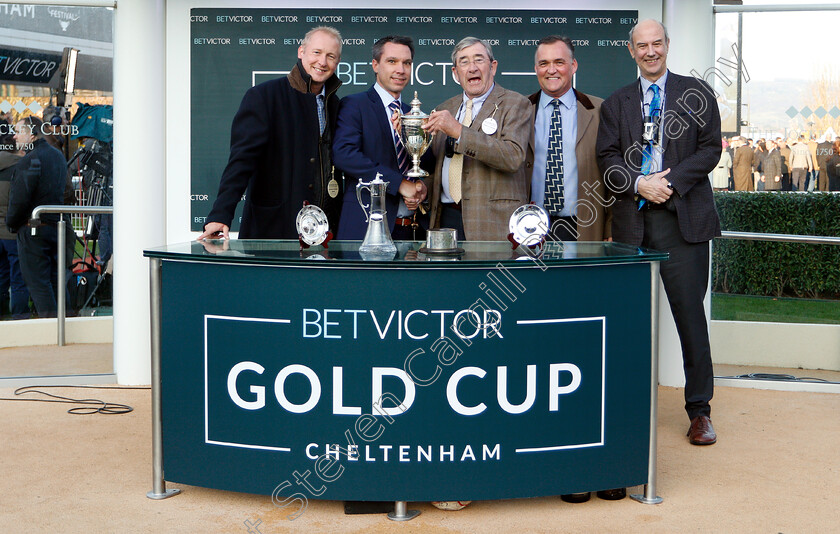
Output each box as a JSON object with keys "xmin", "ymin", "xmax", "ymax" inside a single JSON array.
[
  {"xmin": 544, "ymin": 98, "xmax": 565, "ymax": 215},
  {"xmin": 388, "ymin": 100, "xmax": 410, "ymax": 176},
  {"xmin": 639, "ymin": 84, "xmax": 662, "ymax": 210},
  {"xmin": 316, "ymin": 94, "xmax": 325, "ymax": 135}
]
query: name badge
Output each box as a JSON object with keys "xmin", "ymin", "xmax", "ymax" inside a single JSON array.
[
  {"xmin": 481, "ymin": 117, "xmax": 498, "ymax": 135},
  {"xmin": 327, "ymin": 178, "xmax": 340, "ymax": 198}
]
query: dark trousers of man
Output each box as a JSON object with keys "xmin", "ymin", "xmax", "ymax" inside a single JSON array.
[
  {"xmin": 642, "ymin": 208, "xmax": 713, "ymax": 419},
  {"xmin": 791, "ymin": 168, "xmax": 807, "ymax": 191},
  {"xmin": 439, "ymin": 203, "xmax": 466, "ymax": 241},
  {"xmin": 17, "ymin": 223, "xmax": 74, "ymax": 318},
  {"xmin": 781, "ymin": 173, "xmax": 791, "ymax": 191},
  {"xmin": 0, "ymin": 238, "xmax": 31, "ymax": 319},
  {"xmin": 549, "ymin": 216, "xmax": 578, "ymax": 242},
  {"xmin": 391, "ymin": 216, "xmax": 427, "ymax": 242}
]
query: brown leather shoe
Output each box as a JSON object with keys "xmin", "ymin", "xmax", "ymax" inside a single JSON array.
[
  {"xmin": 687, "ymin": 415, "xmax": 717, "ymax": 445},
  {"xmin": 596, "ymin": 488, "xmax": 627, "ymax": 500}
]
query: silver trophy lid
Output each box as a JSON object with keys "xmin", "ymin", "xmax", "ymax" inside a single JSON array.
[{"xmin": 401, "ymin": 91, "xmax": 429, "ymax": 120}]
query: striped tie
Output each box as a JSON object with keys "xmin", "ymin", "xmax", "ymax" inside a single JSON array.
[
  {"xmin": 544, "ymin": 98, "xmax": 565, "ymax": 215},
  {"xmin": 389, "ymin": 100, "xmax": 410, "ymax": 175}
]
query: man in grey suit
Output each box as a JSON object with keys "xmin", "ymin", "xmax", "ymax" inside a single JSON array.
[
  {"xmin": 423, "ymin": 37, "xmax": 530, "ymax": 241},
  {"xmin": 526, "ymin": 35, "xmax": 610, "ymax": 242},
  {"xmin": 597, "ymin": 19, "xmax": 722, "ymax": 446}
]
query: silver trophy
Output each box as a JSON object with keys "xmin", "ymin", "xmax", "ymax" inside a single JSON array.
[{"xmin": 399, "ymin": 91, "xmax": 434, "ymax": 178}]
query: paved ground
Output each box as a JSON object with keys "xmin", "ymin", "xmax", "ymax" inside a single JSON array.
[{"xmin": 1, "ymin": 379, "xmax": 837, "ymax": 533}]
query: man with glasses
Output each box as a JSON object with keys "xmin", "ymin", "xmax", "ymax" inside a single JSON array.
[{"xmin": 423, "ymin": 37, "xmax": 530, "ymax": 241}]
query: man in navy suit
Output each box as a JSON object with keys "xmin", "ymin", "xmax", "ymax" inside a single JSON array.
[
  {"xmin": 597, "ymin": 19, "xmax": 722, "ymax": 446},
  {"xmin": 334, "ymin": 35, "xmax": 428, "ymax": 240}
]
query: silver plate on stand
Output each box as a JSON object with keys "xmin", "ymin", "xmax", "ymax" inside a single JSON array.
[
  {"xmin": 509, "ymin": 204, "xmax": 550, "ymax": 245},
  {"xmin": 296, "ymin": 204, "xmax": 330, "ymax": 246}
]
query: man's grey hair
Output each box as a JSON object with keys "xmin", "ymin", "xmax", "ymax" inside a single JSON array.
[
  {"xmin": 628, "ymin": 19, "xmax": 669, "ymax": 45},
  {"xmin": 303, "ymin": 26, "xmax": 343, "ymax": 56},
  {"xmin": 451, "ymin": 37, "xmax": 494, "ymax": 64}
]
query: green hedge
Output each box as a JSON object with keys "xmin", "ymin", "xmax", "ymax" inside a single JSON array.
[{"xmin": 712, "ymin": 192, "xmax": 840, "ymax": 299}]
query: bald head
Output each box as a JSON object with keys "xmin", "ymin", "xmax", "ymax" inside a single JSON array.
[{"xmin": 627, "ymin": 19, "xmax": 670, "ymax": 82}]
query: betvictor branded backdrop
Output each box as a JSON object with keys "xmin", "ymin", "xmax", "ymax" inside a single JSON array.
[{"xmin": 190, "ymin": 8, "xmax": 638, "ymax": 231}]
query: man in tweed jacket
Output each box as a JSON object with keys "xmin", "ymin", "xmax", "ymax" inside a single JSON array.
[{"xmin": 423, "ymin": 37, "xmax": 530, "ymax": 241}]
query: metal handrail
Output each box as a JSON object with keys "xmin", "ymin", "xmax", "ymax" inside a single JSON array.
[
  {"xmin": 718, "ymin": 231, "xmax": 840, "ymax": 246},
  {"xmin": 714, "ymin": 4, "xmax": 840, "ymax": 14},
  {"xmin": 28, "ymin": 205, "xmax": 114, "ymax": 346}
]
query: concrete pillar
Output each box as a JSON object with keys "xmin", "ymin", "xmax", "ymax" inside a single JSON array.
[
  {"xmin": 113, "ymin": 0, "xmax": 166, "ymax": 384},
  {"xmin": 663, "ymin": 0, "xmax": 716, "ymax": 77}
]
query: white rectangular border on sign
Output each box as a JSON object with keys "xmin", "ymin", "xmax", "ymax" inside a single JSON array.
[
  {"xmin": 204, "ymin": 314, "xmax": 293, "ymax": 452},
  {"xmin": 514, "ymin": 316, "xmax": 606, "ymax": 453},
  {"xmin": 202, "ymin": 314, "xmax": 605, "ymax": 454}
]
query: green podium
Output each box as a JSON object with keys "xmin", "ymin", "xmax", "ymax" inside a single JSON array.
[{"xmin": 144, "ymin": 240, "xmax": 667, "ymax": 507}]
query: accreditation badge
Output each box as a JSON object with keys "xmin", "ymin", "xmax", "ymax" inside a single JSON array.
[
  {"xmin": 327, "ymin": 178, "xmax": 339, "ymax": 198},
  {"xmin": 481, "ymin": 117, "xmax": 498, "ymax": 135}
]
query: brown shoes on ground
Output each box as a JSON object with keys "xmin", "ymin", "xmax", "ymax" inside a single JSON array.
[{"xmin": 687, "ymin": 415, "xmax": 717, "ymax": 445}]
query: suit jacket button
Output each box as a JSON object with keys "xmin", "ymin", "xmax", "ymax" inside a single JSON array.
[
  {"xmin": 308, "ymin": 184, "xmax": 314, "ymax": 190},
  {"xmin": 310, "ymin": 157, "xmax": 316, "ymax": 163}
]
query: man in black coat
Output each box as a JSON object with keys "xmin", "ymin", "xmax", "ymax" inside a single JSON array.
[
  {"xmin": 597, "ymin": 19, "xmax": 722, "ymax": 446},
  {"xmin": 6, "ymin": 116, "xmax": 74, "ymax": 317},
  {"xmin": 199, "ymin": 26, "xmax": 344, "ymax": 240}
]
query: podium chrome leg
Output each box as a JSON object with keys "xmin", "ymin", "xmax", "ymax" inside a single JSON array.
[
  {"xmin": 387, "ymin": 501, "xmax": 420, "ymax": 521},
  {"xmin": 631, "ymin": 262, "xmax": 663, "ymax": 505},
  {"xmin": 147, "ymin": 258, "xmax": 180, "ymax": 500}
]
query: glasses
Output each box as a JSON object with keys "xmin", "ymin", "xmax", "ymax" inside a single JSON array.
[{"xmin": 456, "ymin": 56, "xmax": 488, "ymax": 68}]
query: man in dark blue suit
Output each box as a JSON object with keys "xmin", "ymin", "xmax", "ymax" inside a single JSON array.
[
  {"xmin": 334, "ymin": 35, "xmax": 428, "ymax": 240},
  {"xmin": 597, "ymin": 19, "xmax": 722, "ymax": 446}
]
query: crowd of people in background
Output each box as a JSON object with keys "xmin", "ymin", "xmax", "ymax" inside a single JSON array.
[{"xmin": 714, "ymin": 133, "xmax": 840, "ymax": 192}]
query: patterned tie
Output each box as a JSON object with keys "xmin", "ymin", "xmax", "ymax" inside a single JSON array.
[
  {"xmin": 388, "ymin": 100, "xmax": 410, "ymax": 175},
  {"xmin": 543, "ymin": 98, "xmax": 565, "ymax": 215},
  {"xmin": 448, "ymin": 99, "xmax": 474, "ymax": 203},
  {"xmin": 638, "ymin": 84, "xmax": 662, "ymax": 210},
  {"xmin": 316, "ymin": 94, "xmax": 326, "ymax": 135}
]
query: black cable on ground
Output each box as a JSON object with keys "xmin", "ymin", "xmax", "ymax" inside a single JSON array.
[
  {"xmin": 715, "ymin": 373, "xmax": 840, "ymax": 385},
  {"xmin": 0, "ymin": 385, "xmax": 150, "ymax": 415}
]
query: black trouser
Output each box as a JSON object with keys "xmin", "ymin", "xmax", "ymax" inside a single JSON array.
[
  {"xmin": 17, "ymin": 223, "xmax": 74, "ymax": 318},
  {"xmin": 642, "ymin": 209, "xmax": 714, "ymax": 420},
  {"xmin": 439, "ymin": 203, "xmax": 466, "ymax": 241},
  {"xmin": 391, "ymin": 218, "xmax": 427, "ymax": 241},
  {"xmin": 548, "ymin": 215, "xmax": 578, "ymax": 242},
  {"xmin": 781, "ymin": 173, "xmax": 791, "ymax": 191}
]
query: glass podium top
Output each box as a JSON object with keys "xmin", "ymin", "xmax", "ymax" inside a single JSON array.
[{"xmin": 145, "ymin": 240, "xmax": 668, "ymax": 269}]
